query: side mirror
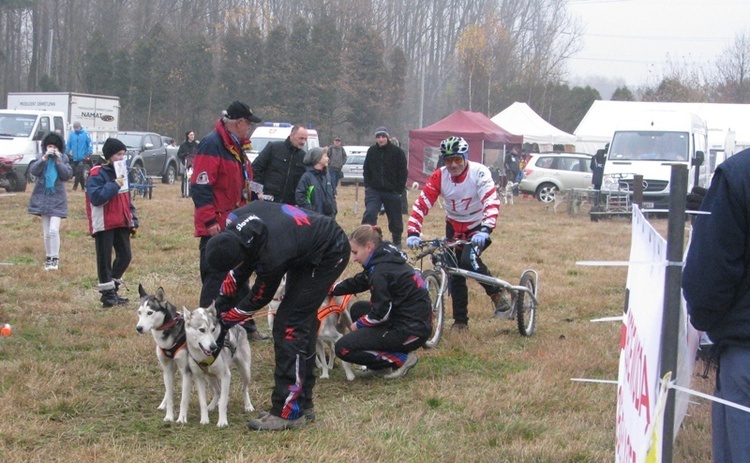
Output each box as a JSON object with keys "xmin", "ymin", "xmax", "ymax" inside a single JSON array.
[
  {"xmin": 692, "ymin": 151, "xmax": 705, "ymax": 167},
  {"xmin": 144, "ymin": 142, "xmax": 154, "ymax": 150}
]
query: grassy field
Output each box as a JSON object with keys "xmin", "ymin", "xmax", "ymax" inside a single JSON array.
[{"xmin": 0, "ymin": 181, "xmax": 712, "ymax": 462}]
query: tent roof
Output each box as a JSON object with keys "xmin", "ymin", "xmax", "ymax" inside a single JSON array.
[
  {"xmin": 409, "ymin": 110, "xmax": 521, "ymax": 144},
  {"xmin": 490, "ymin": 102, "xmax": 576, "ymax": 145}
]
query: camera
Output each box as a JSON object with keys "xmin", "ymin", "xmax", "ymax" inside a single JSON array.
[{"xmin": 46, "ymin": 150, "xmax": 56, "ymax": 157}]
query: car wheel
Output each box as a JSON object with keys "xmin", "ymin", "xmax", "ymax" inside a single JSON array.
[
  {"xmin": 162, "ymin": 163, "xmax": 176, "ymax": 184},
  {"xmin": 25, "ymin": 167, "xmax": 36, "ymax": 184},
  {"xmin": 536, "ymin": 183, "xmax": 558, "ymax": 203}
]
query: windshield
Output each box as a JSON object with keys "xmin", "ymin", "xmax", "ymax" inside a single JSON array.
[
  {"xmin": 609, "ymin": 131, "xmax": 689, "ymax": 162},
  {"xmin": 116, "ymin": 134, "xmax": 144, "ymax": 148},
  {"xmin": 0, "ymin": 114, "xmax": 37, "ymax": 137},
  {"xmin": 250, "ymin": 137, "xmax": 278, "ymax": 153}
]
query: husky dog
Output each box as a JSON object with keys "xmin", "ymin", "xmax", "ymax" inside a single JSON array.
[
  {"xmin": 184, "ymin": 304, "xmax": 254, "ymax": 427},
  {"xmin": 135, "ymin": 285, "xmax": 190, "ymax": 423},
  {"xmin": 316, "ymin": 294, "xmax": 356, "ymax": 381},
  {"xmin": 500, "ymin": 181, "xmax": 517, "ymax": 205},
  {"xmin": 266, "ymin": 274, "xmax": 286, "ymax": 331}
]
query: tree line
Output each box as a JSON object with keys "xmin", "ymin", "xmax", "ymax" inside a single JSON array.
[{"xmin": 2, "ymin": 0, "xmax": 750, "ymax": 146}]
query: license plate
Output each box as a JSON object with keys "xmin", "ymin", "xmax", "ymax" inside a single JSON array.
[{"xmin": 643, "ymin": 202, "xmax": 654, "ymax": 209}]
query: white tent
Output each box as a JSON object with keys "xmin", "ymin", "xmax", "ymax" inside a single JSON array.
[
  {"xmin": 490, "ymin": 102, "xmax": 576, "ymax": 151},
  {"xmin": 574, "ymin": 100, "xmax": 750, "ymax": 155}
]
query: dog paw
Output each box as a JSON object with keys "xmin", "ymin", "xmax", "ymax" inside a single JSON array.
[
  {"xmin": 346, "ymin": 374, "xmax": 356, "ymax": 381},
  {"xmin": 163, "ymin": 415, "xmax": 174, "ymax": 422},
  {"xmin": 216, "ymin": 419, "xmax": 229, "ymax": 427},
  {"xmin": 176, "ymin": 417, "xmax": 187, "ymax": 424}
]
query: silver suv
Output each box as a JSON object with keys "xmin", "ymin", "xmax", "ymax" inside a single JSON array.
[{"xmin": 518, "ymin": 152, "xmax": 593, "ymax": 203}]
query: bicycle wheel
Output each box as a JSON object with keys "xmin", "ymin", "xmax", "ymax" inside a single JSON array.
[
  {"xmin": 516, "ymin": 271, "xmax": 537, "ymax": 337},
  {"xmin": 422, "ymin": 269, "xmax": 445, "ymax": 349}
]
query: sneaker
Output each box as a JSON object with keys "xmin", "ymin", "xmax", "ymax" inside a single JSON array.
[
  {"xmin": 491, "ymin": 292, "xmax": 512, "ymax": 317},
  {"xmin": 450, "ymin": 322, "xmax": 468, "ymax": 332},
  {"xmin": 258, "ymin": 408, "xmax": 315, "ymax": 422},
  {"xmin": 46, "ymin": 257, "xmax": 59, "ymax": 271},
  {"xmin": 244, "ymin": 324, "xmax": 270, "ymax": 341},
  {"xmin": 115, "ymin": 292, "xmax": 129, "ymax": 304},
  {"xmin": 383, "ymin": 352, "xmax": 418, "ymax": 379},
  {"xmin": 43, "ymin": 257, "xmax": 53, "ymax": 270},
  {"xmin": 247, "ymin": 413, "xmax": 306, "ymax": 431}
]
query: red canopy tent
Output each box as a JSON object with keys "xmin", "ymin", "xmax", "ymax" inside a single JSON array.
[{"xmin": 407, "ymin": 110, "xmax": 521, "ymax": 185}]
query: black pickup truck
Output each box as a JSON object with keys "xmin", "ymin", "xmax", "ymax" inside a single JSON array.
[{"xmin": 95, "ymin": 131, "xmax": 179, "ymax": 184}]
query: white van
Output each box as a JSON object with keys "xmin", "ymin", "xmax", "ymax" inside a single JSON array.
[
  {"xmin": 602, "ymin": 110, "xmax": 708, "ymax": 210},
  {"xmin": 248, "ymin": 122, "xmax": 319, "ymax": 162}
]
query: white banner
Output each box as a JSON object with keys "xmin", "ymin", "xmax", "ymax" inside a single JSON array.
[{"xmin": 615, "ymin": 206, "xmax": 699, "ymax": 463}]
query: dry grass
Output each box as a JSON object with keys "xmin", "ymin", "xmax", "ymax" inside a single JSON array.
[{"xmin": 0, "ymin": 183, "xmax": 712, "ymax": 462}]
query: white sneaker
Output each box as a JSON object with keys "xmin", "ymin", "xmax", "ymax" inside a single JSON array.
[
  {"xmin": 48, "ymin": 257, "xmax": 59, "ymax": 270},
  {"xmin": 383, "ymin": 352, "xmax": 418, "ymax": 379},
  {"xmin": 43, "ymin": 257, "xmax": 53, "ymax": 271}
]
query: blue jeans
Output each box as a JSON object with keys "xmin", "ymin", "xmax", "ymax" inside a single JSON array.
[
  {"xmin": 361, "ymin": 187, "xmax": 404, "ymax": 245},
  {"xmin": 713, "ymin": 345, "xmax": 750, "ymax": 463}
]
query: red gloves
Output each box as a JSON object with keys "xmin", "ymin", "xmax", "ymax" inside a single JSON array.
[
  {"xmin": 221, "ymin": 270, "xmax": 237, "ymax": 296},
  {"xmin": 220, "ymin": 306, "xmax": 251, "ymax": 327}
]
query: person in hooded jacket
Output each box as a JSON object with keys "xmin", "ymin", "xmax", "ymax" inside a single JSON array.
[
  {"xmin": 331, "ymin": 225, "xmax": 431, "ymax": 379},
  {"xmin": 28, "ymin": 132, "xmax": 73, "ymax": 270},
  {"xmin": 295, "ymin": 146, "xmax": 337, "ymax": 218},
  {"xmin": 85, "ymin": 138, "xmax": 139, "ymax": 308}
]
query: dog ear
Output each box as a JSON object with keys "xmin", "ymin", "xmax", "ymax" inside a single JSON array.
[
  {"xmin": 182, "ymin": 307, "xmax": 191, "ymax": 322},
  {"xmin": 138, "ymin": 284, "xmax": 148, "ymax": 298},
  {"xmin": 207, "ymin": 302, "xmax": 217, "ymax": 317},
  {"xmin": 155, "ymin": 287, "xmax": 166, "ymax": 303}
]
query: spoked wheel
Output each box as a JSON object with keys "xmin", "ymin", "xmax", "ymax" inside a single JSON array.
[
  {"xmin": 422, "ymin": 270, "xmax": 444, "ymax": 349},
  {"xmin": 515, "ymin": 271, "xmax": 538, "ymax": 337}
]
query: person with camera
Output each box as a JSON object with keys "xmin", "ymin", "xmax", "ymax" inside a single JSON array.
[
  {"xmin": 85, "ymin": 138, "xmax": 139, "ymax": 308},
  {"xmin": 28, "ymin": 132, "xmax": 73, "ymax": 270}
]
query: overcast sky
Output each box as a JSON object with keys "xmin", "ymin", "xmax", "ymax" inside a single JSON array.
[{"xmin": 566, "ymin": 0, "xmax": 750, "ymax": 89}]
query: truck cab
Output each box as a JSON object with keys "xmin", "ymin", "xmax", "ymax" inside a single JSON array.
[
  {"xmin": 601, "ymin": 110, "xmax": 708, "ymax": 210},
  {"xmin": 0, "ymin": 110, "xmax": 67, "ymax": 190}
]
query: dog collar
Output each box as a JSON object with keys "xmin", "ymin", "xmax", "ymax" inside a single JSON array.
[
  {"xmin": 160, "ymin": 333, "xmax": 187, "ymax": 359},
  {"xmin": 156, "ymin": 312, "xmax": 183, "ymax": 331}
]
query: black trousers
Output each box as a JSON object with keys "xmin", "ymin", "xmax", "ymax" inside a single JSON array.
[
  {"xmin": 270, "ymin": 245, "xmax": 350, "ymax": 420},
  {"xmin": 446, "ymin": 223, "xmax": 499, "ymax": 324},
  {"xmin": 94, "ymin": 227, "xmax": 132, "ymax": 287},
  {"xmin": 335, "ymin": 301, "xmax": 426, "ymax": 370},
  {"xmin": 361, "ymin": 187, "xmax": 404, "ymax": 244}
]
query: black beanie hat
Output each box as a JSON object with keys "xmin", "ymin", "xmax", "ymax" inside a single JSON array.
[
  {"xmin": 102, "ymin": 138, "xmax": 127, "ymax": 159},
  {"xmin": 304, "ymin": 147, "xmax": 325, "ymax": 165},
  {"xmin": 205, "ymin": 232, "xmax": 246, "ymax": 272},
  {"xmin": 41, "ymin": 132, "xmax": 65, "ymax": 153}
]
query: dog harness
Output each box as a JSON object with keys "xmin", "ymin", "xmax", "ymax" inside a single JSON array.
[
  {"xmin": 196, "ymin": 328, "xmax": 233, "ymax": 372},
  {"xmin": 317, "ymin": 294, "xmax": 353, "ymax": 325},
  {"xmin": 156, "ymin": 313, "xmax": 186, "ymax": 359}
]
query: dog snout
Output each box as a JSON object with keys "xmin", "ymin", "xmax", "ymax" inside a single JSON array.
[{"xmin": 136, "ymin": 325, "xmax": 145, "ymax": 334}]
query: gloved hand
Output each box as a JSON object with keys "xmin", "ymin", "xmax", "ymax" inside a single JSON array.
[
  {"xmin": 221, "ymin": 270, "xmax": 237, "ymax": 296},
  {"xmin": 130, "ymin": 227, "xmax": 138, "ymax": 238},
  {"xmin": 406, "ymin": 236, "xmax": 422, "ymax": 249},
  {"xmin": 686, "ymin": 186, "xmax": 707, "ymax": 211},
  {"xmin": 220, "ymin": 307, "xmax": 251, "ymax": 327},
  {"xmin": 471, "ymin": 231, "xmax": 490, "ymax": 247},
  {"xmin": 328, "ymin": 282, "xmax": 338, "ymax": 297}
]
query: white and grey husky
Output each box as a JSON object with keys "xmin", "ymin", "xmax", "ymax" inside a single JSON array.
[
  {"xmin": 184, "ymin": 304, "xmax": 254, "ymax": 427},
  {"xmin": 135, "ymin": 285, "xmax": 191, "ymax": 423},
  {"xmin": 316, "ymin": 294, "xmax": 356, "ymax": 381}
]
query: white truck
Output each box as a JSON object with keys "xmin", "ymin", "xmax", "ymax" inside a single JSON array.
[
  {"xmin": 6, "ymin": 92, "xmax": 120, "ymax": 146},
  {"xmin": 1, "ymin": 92, "xmax": 120, "ymax": 189},
  {"xmin": 0, "ymin": 108, "xmax": 68, "ymax": 190},
  {"xmin": 601, "ymin": 109, "xmax": 708, "ymax": 210}
]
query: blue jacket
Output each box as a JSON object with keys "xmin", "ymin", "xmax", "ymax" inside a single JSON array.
[
  {"xmin": 28, "ymin": 153, "xmax": 73, "ymax": 217},
  {"xmin": 683, "ymin": 148, "xmax": 750, "ymax": 348},
  {"xmin": 295, "ymin": 166, "xmax": 337, "ymax": 218},
  {"xmin": 67, "ymin": 129, "xmax": 93, "ymax": 162}
]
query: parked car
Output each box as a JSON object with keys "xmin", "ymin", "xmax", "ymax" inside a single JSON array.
[
  {"xmin": 92, "ymin": 132, "xmax": 180, "ymax": 184},
  {"xmin": 340, "ymin": 145, "xmax": 368, "ymax": 185},
  {"xmin": 518, "ymin": 152, "xmax": 593, "ymax": 203}
]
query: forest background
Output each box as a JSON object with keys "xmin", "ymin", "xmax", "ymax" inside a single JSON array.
[{"xmin": 2, "ymin": 0, "xmax": 750, "ymax": 144}]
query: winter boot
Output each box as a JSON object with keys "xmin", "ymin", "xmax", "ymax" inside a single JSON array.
[
  {"xmin": 113, "ymin": 279, "xmax": 129, "ymax": 304},
  {"xmin": 100, "ymin": 290, "xmax": 119, "ymax": 308}
]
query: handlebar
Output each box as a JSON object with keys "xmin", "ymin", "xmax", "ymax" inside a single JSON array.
[{"xmin": 412, "ymin": 238, "xmax": 471, "ymax": 260}]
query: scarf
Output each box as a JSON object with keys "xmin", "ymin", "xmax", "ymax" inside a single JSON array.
[{"xmin": 45, "ymin": 158, "xmax": 58, "ymax": 195}]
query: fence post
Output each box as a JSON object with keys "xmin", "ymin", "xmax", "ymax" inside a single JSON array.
[{"xmin": 659, "ymin": 164, "xmax": 687, "ymax": 462}]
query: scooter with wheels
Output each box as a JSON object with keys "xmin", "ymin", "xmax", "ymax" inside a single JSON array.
[{"xmin": 0, "ymin": 155, "xmax": 26, "ymax": 192}]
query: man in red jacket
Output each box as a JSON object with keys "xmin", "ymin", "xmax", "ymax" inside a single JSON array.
[{"xmin": 190, "ymin": 101, "xmax": 265, "ymax": 337}]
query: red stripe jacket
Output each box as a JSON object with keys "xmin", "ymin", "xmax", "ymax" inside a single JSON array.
[
  {"xmin": 85, "ymin": 163, "xmax": 137, "ymax": 234},
  {"xmin": 190, "ymin": 119, "xmax": 253, "ymax": 237}
]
